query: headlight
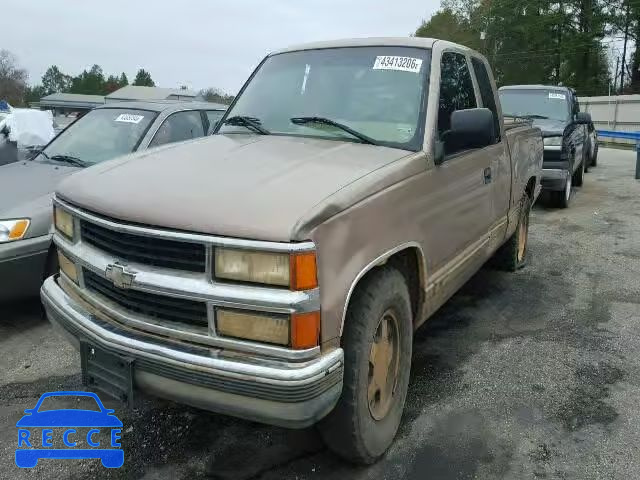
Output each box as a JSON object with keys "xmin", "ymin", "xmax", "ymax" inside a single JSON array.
[
  {"xmin": 216, "ymin": 308, "xmax": 320, "ymax": 349},
  {"xmin": 216, "ymin": 308, "xmax": 290, "ymax": 345},
  {"xmin": 544, "ymin": 136, "xmax": 563, "ymax": 146},
  {"xmin": 54, "ymin": 206, "xmax": 74, "ymax": 239},
  {"xmin": 215, "ymin": 248, "xmax": 317, "ymax": 290},
  {"xmin": 57, "ymin": 250, "xmax": 78, "ymax": 283},
  {"xmin": 0, "ymin": 219, "xmax": 30, "ymax": 243}
]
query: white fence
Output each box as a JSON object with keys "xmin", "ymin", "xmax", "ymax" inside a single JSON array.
[{"xmin": 579, "ymin": 94, "xmax": 640, "ymax": 146}]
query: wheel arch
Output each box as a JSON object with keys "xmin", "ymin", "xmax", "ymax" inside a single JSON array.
[
  {"xmin": 524, "ymin": 176, "xmax": 536, "ymax": 201},
  {"xmin": 339, "ymin": 242, "xmax": 426, "ymax": 337}
]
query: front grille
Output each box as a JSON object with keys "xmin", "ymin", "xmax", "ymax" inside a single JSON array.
[
  {"xmin": 81, "ymin": 221, "xmax": 206, "ymax": 272},
  {"xmin": 84, "ymin": 269, "xmax": 208, "ymax": 327}
]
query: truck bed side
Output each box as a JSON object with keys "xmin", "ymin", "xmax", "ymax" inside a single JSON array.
[{"xmin": 504, "ymin": 122, "xmax": 544, "ymax": 209}]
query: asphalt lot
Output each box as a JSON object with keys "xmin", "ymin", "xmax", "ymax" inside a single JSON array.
[{"xmin": 1, "ymin": 148, "xmax": 639, "ymax": 480}]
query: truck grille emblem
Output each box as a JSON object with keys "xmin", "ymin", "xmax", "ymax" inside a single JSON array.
[{"xmin": 105, "ymin": 263, "xmax": 136, "ymax": 290}]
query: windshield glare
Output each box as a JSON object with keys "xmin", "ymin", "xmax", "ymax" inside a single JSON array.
[
  {"xmin": 40, "ymin": 108, "xmax": 156, "ymax": 165},
  {"xmin": 499, "ymin": 89, "xmax": 570, "ymax": 122},
  {"xmin": 220, "ymin": 46, "xmax": 431, "ymax": 151}
]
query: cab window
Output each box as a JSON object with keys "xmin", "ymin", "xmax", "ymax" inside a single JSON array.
[
  {"xmin": 471, "ymin": 57, "xmax": 500, "ymax": 142},
  {"xmin": 438, "ymin": 52, "xmax": 477, "ymax": 135},
  {"xmin": 150, "ymin": 111, "xmax": 205, "ymax": 147}
]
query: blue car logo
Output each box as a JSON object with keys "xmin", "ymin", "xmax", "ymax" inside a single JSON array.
[{"xmin": 15, "ymin": 391, "xmax": 124, "ymax": 468}]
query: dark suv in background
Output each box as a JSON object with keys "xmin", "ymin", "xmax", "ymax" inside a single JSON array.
[{"xmin": 499, "ymin": 85, "xmax": 591, "ymax": 208}]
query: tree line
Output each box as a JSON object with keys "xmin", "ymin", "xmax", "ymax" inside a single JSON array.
[
  {"xmin": 416, "ymin": 0, "xmax": 639, "ymax": 96},
  {"xmin": 25, "ymin": 64, "xmax": 156, "ymax": 103},
  {"xmin": 0, "ymin": 50, "xmax": 235, "ymax": 107}
]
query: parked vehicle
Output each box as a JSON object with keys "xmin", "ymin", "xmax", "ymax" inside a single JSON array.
[
  {"xmin": 0, "ymin": 100, "xmax": 226, "ymax": 303},
  {"xmin": 0, "ymin": 109, "xmax": 55, "ymax": 166},
  {"xmin": 42, "ymin": 38, "xmax": 542, "ymax": 464},
  {"xmin": 499, "ymin": 85, "xmax": 591, "ymax": 208}
]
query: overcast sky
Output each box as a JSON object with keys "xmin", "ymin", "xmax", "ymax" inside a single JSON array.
[{"xmin": 5, "ymin": 1, "xmax": 439, "ymax": 94}]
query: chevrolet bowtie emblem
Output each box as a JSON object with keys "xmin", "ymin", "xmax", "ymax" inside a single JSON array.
[{"xmin": 105, "ymin": 263, "xmax": 136, "ymax": 290}]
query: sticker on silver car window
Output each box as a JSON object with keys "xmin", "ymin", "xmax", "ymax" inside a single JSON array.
[
  {"xmin": 115, "ymin": 114, "xmax": 145, "ymax": 124},
  {"xmin": 373, "ymin": 56, "xmax": 422, "ymax": 73},
  {"xmin": 548, "ymin": 93, "xmax": 566, "ymax": 100}
]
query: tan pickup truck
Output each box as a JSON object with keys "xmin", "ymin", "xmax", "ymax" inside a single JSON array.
[{"xmin": 42, "ymin": 38, "xmax": 543, "ymax": 464}]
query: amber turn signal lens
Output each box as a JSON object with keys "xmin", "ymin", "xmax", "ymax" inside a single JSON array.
[
  {"xmin": 291, "ymin": 311, "xmax": 320, "ymax": 350},
  {"xmin": 8, "ymin": 219, "xmax": 29, "ymax": 240},
  {"xmin": 289, "ymin": 252, "xmax": 317, "ymax": 291}
]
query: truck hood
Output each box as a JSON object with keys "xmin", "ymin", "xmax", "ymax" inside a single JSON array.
[
  {"xmin": 57, "ymin": 134, "xmax": 412, "ymax": 242},
  {"xmin": 0, "ymin": 160, "xmax": 78, "ymax": 224},
  {"xmin": 532, "ymin": 118, "xmax": 568, "ymax": 137}
]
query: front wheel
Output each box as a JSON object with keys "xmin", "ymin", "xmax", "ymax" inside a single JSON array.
[
  {"xmin": 319, "ymin": 266, "xmax": 412, "ymax": 464},
  {"xmin": 573, "ymin": 154, "xmax": 585, "ymax": 187}
]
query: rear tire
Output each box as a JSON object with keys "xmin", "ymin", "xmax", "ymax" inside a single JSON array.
[
  {"xmin": 318, "ymin": 266, "xmax": 412, "ymax": 464},
  {"xmin": 492, "ymin": 194, "xmax": 531, "ymax": 271},
  {"xmin": 573, "ymin": 153, "xmax": 585, "ymax": 187},
  {"xmin": 591, "ymin": 144, "xmax": 598, "ymax": 167}
]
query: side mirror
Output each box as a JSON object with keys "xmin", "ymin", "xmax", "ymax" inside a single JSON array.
[
  {"xmin": 574, "ymin": 112, "xmax": 591, "ymax": 125},
  {"xmin": 441, "ymin": 108, "xmax": 496, "ymax": 156}
]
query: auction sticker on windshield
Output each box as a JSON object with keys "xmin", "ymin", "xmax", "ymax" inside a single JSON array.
[
  {"xmin": 373, "ymin": 56, "xmax": 422, "ymax": 73},
  {"xmin": 115, "ymin": 114, "xmax": 145, "ymax": 124},
  {"xmin": 548, "ymin": 93, "xmax": 566, "ymax": 100}
]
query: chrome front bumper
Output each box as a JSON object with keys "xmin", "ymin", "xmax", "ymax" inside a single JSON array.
[{"xmin": 41, "ymin": 276, "xmax": 344, "ymax": 428}]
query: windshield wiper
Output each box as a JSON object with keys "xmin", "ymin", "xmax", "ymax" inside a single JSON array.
[
  {"xmin": 223, "ymin": 116, "xmax": 270, "ymax": 135},
  {"xmin": 522, "ymin": 114, "xmax": 549, "ymax": 120},
  {"xmin": 49, "ymin": 154, "xmax": 89, "ymax": 168},
  {"xmin": 290, "ymin": 117, "xmax": 378, "ymax": 145}
]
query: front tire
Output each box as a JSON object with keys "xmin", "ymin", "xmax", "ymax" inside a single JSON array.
[
  {"xmin": 550, "ymin": 173, "xmax": 572, "ymax": 209},
  {"xmin": 573, "ymin": 153, "xmax": 585, "ymax": 187},
  {"xmin": 319, "ymin": 266, "xmax": 412, "ymax": 464}
]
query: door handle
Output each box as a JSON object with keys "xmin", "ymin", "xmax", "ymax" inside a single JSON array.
[{"xmin": 483, "ymin": 167, "xmax": 492, "ymax": 184}]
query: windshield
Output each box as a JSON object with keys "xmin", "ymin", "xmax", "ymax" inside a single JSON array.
[
  {"xmin": 38, "ymin": 108, "xmax": 156, "ymax": 166},
  {"xmin": 37, "ymin": 395, "xmax": 101, "ymax": 412},
  {"xmin": 499, "ymin": 89, "xmax": 570, "ymax": 122},
  {"xmin": 219, "ymin": 46, "xmax": 431, "ymax": 151}
]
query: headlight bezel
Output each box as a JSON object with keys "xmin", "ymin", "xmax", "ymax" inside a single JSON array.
[
  {"xmin": 57, "ymin": 249, "xmax": 79, "ymax": 283},
  {"xmin": 0, "ymin": 218, "xmax": 30, "ymax": 243},
  {"xmin": 543, "ymin": 136, "xmax": 563, "ymax": 147},
  {"xmin": 53, "ymin": 206, "xmax": 75, "ymax": 240}
]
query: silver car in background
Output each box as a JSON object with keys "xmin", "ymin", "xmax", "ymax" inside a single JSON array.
[{"xmin": 0, "ymin": 100, "xmax": 226, "ymax": 302}]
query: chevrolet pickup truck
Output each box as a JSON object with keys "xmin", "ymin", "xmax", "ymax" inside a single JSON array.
[
  {"xmin": 42, "ymin": 38, "xmax": 543, "ymax": 464},
  {"xmin": 499, "ymin": 85, "xmax": 591, "ymax": 208}
]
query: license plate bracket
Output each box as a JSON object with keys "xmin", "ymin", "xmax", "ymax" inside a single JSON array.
[{"xmin": 81, "ymin": 342, "xmax": 134, "ymax": 408}]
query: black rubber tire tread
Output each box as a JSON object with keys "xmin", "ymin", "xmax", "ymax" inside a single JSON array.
[
  {"xmin": 491, "ymin": 194, "xmax": 532, "ymax": 271},
  {"xmin": 550, "ymin": 178, "xmax": 571, "ymax": 208},
  {"xmin": 318, "ymin": 265, "xmax": 412, "ymax": 464},
  {"xmin": 573, "ymin": 152, "xmax": 585, "ymax": 187},
  {"xmin": 44, "ymin": 245, "xmax": 59, "ymax": 281},
  {"xmin": 592, "ymin": 145, "xmax": 598, "ymax": 167}
]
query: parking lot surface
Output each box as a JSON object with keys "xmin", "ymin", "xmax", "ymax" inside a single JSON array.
[{"xmin": 1, "ymin": 148, "xmax": 639, "ymax": 480}]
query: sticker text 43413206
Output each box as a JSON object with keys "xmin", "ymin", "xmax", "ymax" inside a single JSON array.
[{"xmin": 373, "ymin": 56, "xmax": 423, "ymax": 73}]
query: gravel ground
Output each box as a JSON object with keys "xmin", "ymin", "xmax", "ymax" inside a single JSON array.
[{"xmin": 1, "ymin": 148, "xmax": 639, "ymax": 480}]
